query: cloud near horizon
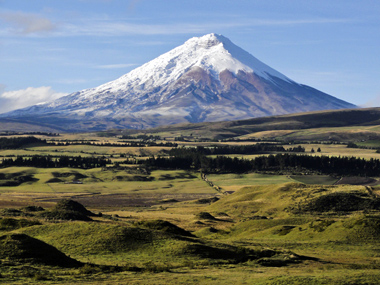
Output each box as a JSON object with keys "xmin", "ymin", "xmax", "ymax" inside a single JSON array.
[
  {"xmin": 0, "ymin": 86, "xmax": 67, "ymax": 114},
  {"xmin": 0, "ymin": 11, "xmax": 56, "ymax": 35}
]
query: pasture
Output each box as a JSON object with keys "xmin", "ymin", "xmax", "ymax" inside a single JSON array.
[{"xmin": 1, "ymin": 132, "xmax": 380, "ymax": 284}]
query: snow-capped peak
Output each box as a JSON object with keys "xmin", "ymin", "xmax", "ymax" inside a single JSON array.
[
  {"xmin": 0, "ymin": 33, "xmax": 355, "ymax": 132},
  {"xmin": 82, "ymin": 33, "xmax": 291, "ymax": 98}
]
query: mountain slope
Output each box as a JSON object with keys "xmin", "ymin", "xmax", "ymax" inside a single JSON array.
[
  {"xmin": 144, "ymin": 107, "xmax": 380, "ymax": 140},
  {"xmin": 1, "ymin": 33, "xmax": 355, "ymax": 131}
]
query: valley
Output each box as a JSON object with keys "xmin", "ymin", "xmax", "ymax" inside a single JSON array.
[
  {"xmin": 1, "ymin": 118, "xmax": 380, "ymax": 284},
  {"xmin": 1, "ymin": 0, "xmax": 379, "ymax": 281}
]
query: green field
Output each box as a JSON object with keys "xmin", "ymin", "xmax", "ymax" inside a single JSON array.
[
  {"xmin": 206, "ymin": 173, "xmax": 293, "ymax": 192},
  {"xmin": 2, "ymin": 130, "xmax": 380, "ymax": 284},
  {"xmin": 290, "ymin": 175, "xmax": 339, "ymax": 185}
]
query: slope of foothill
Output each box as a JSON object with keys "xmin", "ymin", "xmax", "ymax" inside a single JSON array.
[
  {"xmin": 0, "ymin": 233, "xmax": 82, "ymax": 267},
  {"xmin": 19, "ymin": 221, "xmax": 287, "ymax": 265},
  {"xmin": 145, "ymin": 107, "xmax": 380, "ymax": 139},
  {"xmin": 207, "ymin": 183, "xmax": 380, "ymax": 243}
]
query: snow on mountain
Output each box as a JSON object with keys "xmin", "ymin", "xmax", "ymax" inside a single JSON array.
[
  {"xmin": 1, "ymin": 33, "xmax": 356, "ymax": 131},
  {"xmin": 47, "ymin": 33, "xmax": 291, "ymax": 108}
]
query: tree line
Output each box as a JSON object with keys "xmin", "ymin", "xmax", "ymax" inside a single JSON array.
[
  {"xmin": 0, "ymin": 137, "xmax": 51, "ymax": 149},
  {"xmin": 1, "ymin": 148, "xmax": 378, "ymax": 176},
  {"xmin": 145, "ymin": 152, "xmax": 380, "ymax": 176},
  {"xmin": 0, "ymin": 136, "xmax": 177, "ymax": 149},
  {"xmin": 51, "ymin": 140, "xmax": 177, "ymax": 148},
  {"xmin": 1, "ymin": 155, "xmax": 111, "ymax": 169},
  {"xmin": 165, "ymin": 144, "xmax": 304, "ymax": 156}
]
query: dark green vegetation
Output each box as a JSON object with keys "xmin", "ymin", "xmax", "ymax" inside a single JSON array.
[
  {"xmin": 147, "ymin": 151, "xmax": 380, "ymax": 176},
  {"xmin": 1, "ymin": 155, "xmax": 111, "ymax": 169},
  {"xmin": 0, "ymin": 136, "xmax": 51, "ymax": 149}
]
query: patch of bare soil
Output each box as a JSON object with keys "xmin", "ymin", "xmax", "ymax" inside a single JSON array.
[
  {"xmin": 40, "ymin": 193, "xmax": 219, "ymax": 210},
  {"xmin": 334, "ymin": 177, "xmax": 380, "ymax": 186}
]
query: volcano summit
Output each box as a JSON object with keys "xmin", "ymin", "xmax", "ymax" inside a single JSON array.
[{"xmin": 1, "ymin": 33, "xmax": 355, "ymax": 131}]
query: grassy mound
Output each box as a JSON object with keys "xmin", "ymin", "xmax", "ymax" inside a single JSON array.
[
  {"xmin": 209, "ymin": 183, "xmax": 380, "ymax": 218},
  {"xmin": 210, "ymin": 183, "xmax": 380, "ymax": 244},
  {"xmin": 342, "ymin": 215, "xmax": 380, "ymax": 242},
  {"xmin": 194, "ymin": 197, "xmax": 220, "ymax": 204},
  {"xmin": 230, "ymin": 213, "xmax": 380, "ymax": 244},
  {"xmin": 207, "ymin": 183, "xmax": 307, "ymax": 218},
  {"xmin": 40, "ymin": 199, "xmax": 95, "ymax": 221},
  {"xmin": 18, "ymin": 221, "xmax": 304, "ymax": 266},
  {"xmin": 298, "ymin": 191, "xmax": 380, "ymax": 213},
  {"xmin": 135, "ymin": 219, "xmax": 195, "ymax": 237},
  {"xmin": 54, "ymin": 199, "xmax": 95, "ymax": 216},
  {"xmin": 196, "ymin": 212, "xmax": 216, "ymax": 220},
  {"xmin": 20, "ymin": 222, "xmax": 157, "ymax": 257},
  {"xmin": 0, "ymin": 233, "xmax": 81, "ymax": 267}
]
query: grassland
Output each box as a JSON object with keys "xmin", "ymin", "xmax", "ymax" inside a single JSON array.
[
  {"xmin": 140, "ymin": 107, "xmax": 380, "ymax": 140},
  {"xmin": 2, "ymin": 129, "xmax": 380, "ymax": 284}
]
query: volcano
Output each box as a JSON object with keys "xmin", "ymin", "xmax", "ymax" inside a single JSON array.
[{"xmin": 1, "ymin": 33, "xmax": 356, "ymax": 131}]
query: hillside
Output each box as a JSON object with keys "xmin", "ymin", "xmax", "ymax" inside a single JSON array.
[
  {"xmin": 1, "ymin": 130, "xmax": 380, "ymax": 283},
  {"xmin": 140, "ymin": 107, "xmax": 380, "ymax": 141}
]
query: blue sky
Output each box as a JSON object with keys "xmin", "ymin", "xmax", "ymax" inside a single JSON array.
[{"xmin": 0, "ymin": 0, "xmax": 379, "ymax": 113}]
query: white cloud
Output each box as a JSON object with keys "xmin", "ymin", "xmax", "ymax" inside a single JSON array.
[
  {"xmin": 0, "ymin": 11, "xmax": 56, "ymax": 35},
  {"xmin": 0, "ymin": 86, "xmax": 67, "ymax": 114}
]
